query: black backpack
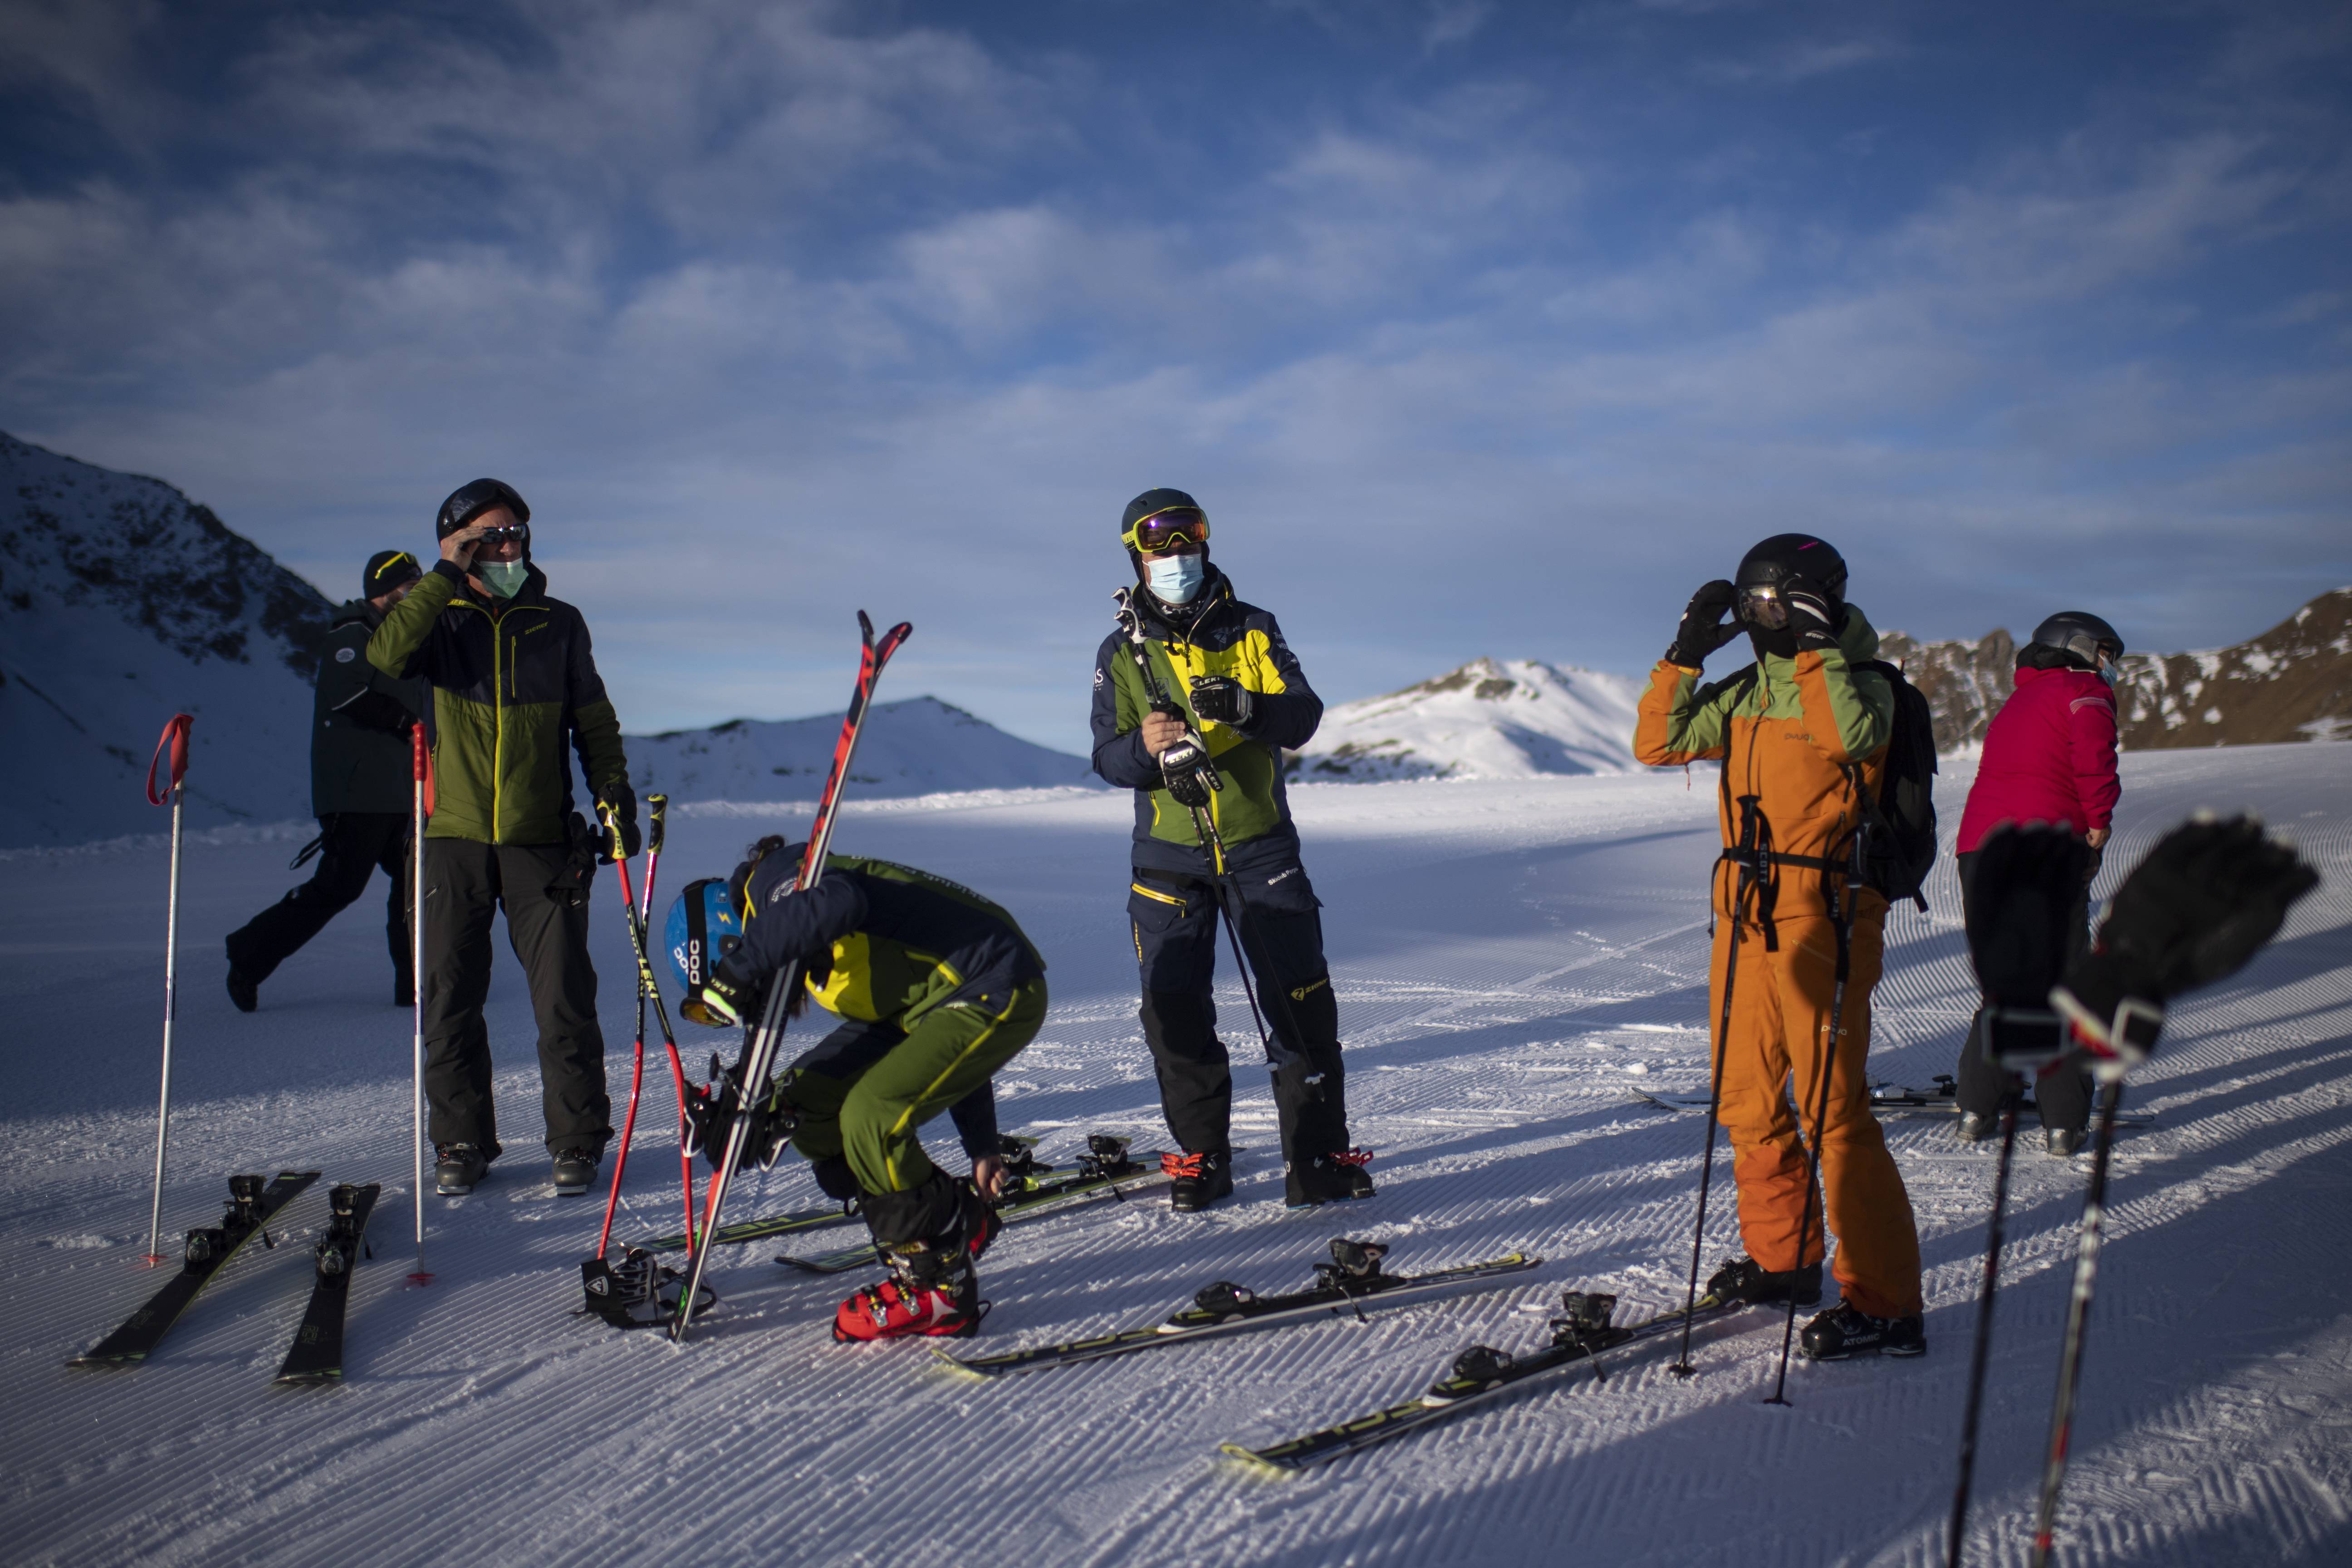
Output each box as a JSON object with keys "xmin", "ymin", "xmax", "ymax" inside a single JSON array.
[{"xmin": 1852, "ymin": 658, "xmax": 1939, "ymax": 908}]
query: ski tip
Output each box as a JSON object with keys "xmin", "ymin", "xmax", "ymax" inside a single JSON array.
[
  {"xmin": 928, "ymin": 1345, "xmax": 996, "ymax": 1379},
  {"xmin": 1217, "ymin": 1442, "xmax": 1299, "ymax": 1476},
  {"xmin": 273, "ymin": 1370, "xmax": 341, "ymax": 1387}
]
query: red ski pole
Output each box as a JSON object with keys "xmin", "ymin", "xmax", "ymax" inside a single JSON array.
[{"xmin": 141, "ymin": 714, "xmax": 193, "ymax": 1265}]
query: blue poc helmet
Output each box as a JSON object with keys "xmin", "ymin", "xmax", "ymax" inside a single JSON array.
[{"xmin": 666, "ymin": 878, "xmax": 743, "ymax": 1027}]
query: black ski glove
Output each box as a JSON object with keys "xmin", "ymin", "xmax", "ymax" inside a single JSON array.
[
  {"xmin": 2051, "ymin": 814, "xmax": 2318, "ymax": 1075},
  {"xmin": 1782, "ymin": 577, "xmax": 1841, "ymax": 652},
  {"xmin": 1965, "ymin": 824, "xmax": 2092, "ymax": 1066},
  {"xmin": 1157, "ymin": 732, "xmax": 1220, "ymax": 809},
  {"xmin": 1189, "ymin": 675, "xmax": 1254, "ymax": 728},
  {"xmin": 596, "ymin": 782, "xmax": 642, "ymax": 863},
  {"xmin": 1665, "ymin": 580, "xmax": 1741, "ymax": 669}
]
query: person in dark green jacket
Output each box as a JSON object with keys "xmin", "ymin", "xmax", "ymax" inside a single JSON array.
[
  {"xmin": 368, "ymin": 478, "xmax": 637, "ymax": 1199},
  {"xmin": 225, "ymin": 550, "xmax": 431, "ymax": 1011},
  {"xmin": 1089, "ymin": 487, "xmax": 1372, "ymax": 1213}
]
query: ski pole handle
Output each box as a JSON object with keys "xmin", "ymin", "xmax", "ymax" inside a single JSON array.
[
  {"xmin": 146, "ymin": 714, "xmax": 193, "ymax": 805},
  {"xmin": 648, "ymin": 793, "xmax": 667, "ymax": 857},
  {"xmin": 412, "ymin": 722, "xmax": 428, "ymax": 781}
]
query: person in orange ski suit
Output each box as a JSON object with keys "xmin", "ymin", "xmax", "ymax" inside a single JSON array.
[{"xmin": 1634, "ymin": 534, "xmax": 1925, "ymax": 1360}]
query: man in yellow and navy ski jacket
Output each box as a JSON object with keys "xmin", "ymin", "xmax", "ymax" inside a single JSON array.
[
  {"xmin": 1088, "ymin": 487, "xmax": 1370, "ymax": 1212},
  {"xmin": 1634, "ymin": 534, "xmax": 1924, "ymax": 1356},
  {"xmin": 366, "ymin": 478, "xmax": 632, "ymax": 1196}
]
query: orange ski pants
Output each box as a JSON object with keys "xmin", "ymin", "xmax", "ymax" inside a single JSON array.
[{"xmin": 1710, "ymin": 897, "xmax": 1923, "ymax": 1320}]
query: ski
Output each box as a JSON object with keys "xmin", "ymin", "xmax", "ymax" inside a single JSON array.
[
  {"xmin": 273, "ymin": 1183, "xmax": 381, "ymax": 1385},
  {"xmin": 1638, "ymin": 1081, "xmax": 2153, "ymax": 1126},
  {"xmin": 937, "ymin": 1241, "xmax": 1542, "ymax": 1378},
  {"xmin": 671, "ymin": 611, "xmax": 913, "ymax": 1343},
  {"xmin": 634, "ymin": 1136, "xmax": 1048, "ymax": 1254},
  {"xmin": 776, "ymin": 1138, "xmax": 1167, "ymax": 1275},
  {"xmin": 71, "ymin": 1171, "xmax": 321, "ymax": 1367},
  {"xmin": 1220, "ymin": 1287, "xmax": 1755, "ymax": 1472}
]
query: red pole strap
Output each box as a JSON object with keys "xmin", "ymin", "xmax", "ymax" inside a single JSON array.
[{"xmin": 145, "ymin": 714, "xmax": 194, "ymax": 805}]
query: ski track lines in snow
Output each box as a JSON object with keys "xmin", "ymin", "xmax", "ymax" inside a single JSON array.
[{"xmin": 1, "ymin": 748, "xmax": 2347, "ymax": 1567}]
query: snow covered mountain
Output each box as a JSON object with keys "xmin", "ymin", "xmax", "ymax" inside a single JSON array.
[
  {"xmin": 627, "ymin": 696, "xmax": 1094, "ymax": 802},
  {"xmin": 1286, "ymin": 658, "xmax": 1643, "ymax": 782},
  {"xmin": 0, "ymin": 432, "xmax": 334, "ymax": 850},
  {"xmin": 1882, "ymin": 586, "xmax": 2352, "ymax": 754}
]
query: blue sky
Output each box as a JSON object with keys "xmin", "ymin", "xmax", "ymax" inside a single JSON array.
[{"xmin": 4, "ymin": 0, "xmax": 2347, "ymax": 754}]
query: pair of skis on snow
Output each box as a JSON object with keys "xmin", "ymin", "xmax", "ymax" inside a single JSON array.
[
  {"xmin": 928, "ymin": 1234, "xmax": 1780, "ymax": 1472},
  {"xmin": 70, "ymin": 1171, "xmax": 383, "ymax": 1384}
]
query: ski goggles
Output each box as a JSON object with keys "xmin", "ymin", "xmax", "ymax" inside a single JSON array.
[
  {"xmin": 1736, "ymin": 585, "xmax": 1788, "ymax": 630},
  {"xmin": 1124, "ymin": 505, "xmax": 1209, "ymax": 554}
]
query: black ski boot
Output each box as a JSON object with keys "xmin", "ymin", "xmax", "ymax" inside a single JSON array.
[
  {"xmin": 1162, "ymin": 1149, "xmax": 1233, "ymax": 1213},
  {"xmin": 1800, "ymin": 1303, "xmax": 1926, "ymax": 1360},
  {"xmin": 2044, "ymin": 1127, "xmax": 2086, "ymax": 1157},
  {"xmin": 1955, "ymin": 1112, "xmax": 1998, "ymax": 1143},
  {"xmin": 1285, "ymin": 1147, "xmax": 1376, "ymax": 1209},
  {"xmin": 435, "ymin": 1144, "xmax": 490, "ymax": 1196},
  {"xmin": 552, "ymin": 1148, "xmax": 598, "ymax": 1196},
  {"xmin": 1706, "ymin": 1256, "xmax": 1823, "ymax": 1307},
  {"xmin": 227, "ymin": 966, "xmax": 259, "ymax": 1013}
]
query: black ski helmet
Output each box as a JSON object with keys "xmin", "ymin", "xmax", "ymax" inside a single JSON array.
[
  {"xmin": 2029, "ymin": 611, "xmax": 2123, "ymax": 668},
  {"xmin": 1734, "ymin": 534, "xmax": 1848, "ymax": 604},
  {"xmin": 436, "ymin": 477, "xmax": 531, "ymax": 540},
  {"xmin": 1120, "ymin": 487, "xmax": 1205, "ymax": 551}
]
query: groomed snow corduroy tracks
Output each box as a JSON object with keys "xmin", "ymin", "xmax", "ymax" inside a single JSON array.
[{"xmin": 3, "ymin": 746, "xmax": 2347, "ymax": 1567}]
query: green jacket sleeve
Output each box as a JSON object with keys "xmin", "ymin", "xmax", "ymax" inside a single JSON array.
[{"xmin": 367, "ymin": 563, "xmax": 460, "ymax": 681}]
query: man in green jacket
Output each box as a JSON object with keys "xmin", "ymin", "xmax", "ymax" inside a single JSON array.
[
  {"xmin": 368, "ymin": 478, "xmax": 637, "ymax": 1197},
  {"xmin": 225, "ymin": 549, "xmax": 431, "ymax": 1011}
]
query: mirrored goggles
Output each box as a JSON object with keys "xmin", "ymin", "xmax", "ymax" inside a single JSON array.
[
  {"xmin": 1737, "ymin": 585, "xmax": 1788, "ymax": 630},
  {"xmin": 1128, "ymin": 506, "xmax": 1209, "ymax": 554}
]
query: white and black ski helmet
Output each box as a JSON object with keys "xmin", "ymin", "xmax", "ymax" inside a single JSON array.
[
  {"xmin": 1734, "ymin": 533, "xmax": 1848, "ymax": 605},
  {"xmin": 2029, "ymin": 611, "xmax": 2123, "ymax": 668}
]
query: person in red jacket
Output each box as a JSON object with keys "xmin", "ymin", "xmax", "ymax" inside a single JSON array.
[{"xmin": 1951, "ymin": 611, "xmax": 2124, "ymax": 1155}]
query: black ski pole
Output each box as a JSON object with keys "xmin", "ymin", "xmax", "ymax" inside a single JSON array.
[
  {"xmin": 1671, "ymin": 799, "xmax": 1762, "ymax": 1377},
  {"xmin": 2029, "ymin": 1076, "xmax": 2126, "ymax": 1567},
  {"xmin": 1767, "ymin": 850, "xmax": 1857, "ymax": 1406},
  {"xmin": 1947, "ymin": 1071, "xmax": 2022, "ymax": 1567}
]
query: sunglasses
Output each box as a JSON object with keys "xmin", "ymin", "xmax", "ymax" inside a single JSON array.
[
  {"xmin": 1129, "ymin": 506, "xmax": 1209, "ymax": 553},
  {"xmin": 475, "ymin": 521, "xmax": 529, "ymax": 548}
]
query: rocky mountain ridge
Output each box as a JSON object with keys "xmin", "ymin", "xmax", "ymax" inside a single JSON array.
[{"xmin": 1881, "ymin": 586, "xmax": 2352, "ymax": 753}]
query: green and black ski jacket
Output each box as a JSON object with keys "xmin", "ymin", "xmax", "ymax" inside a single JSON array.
[
  {"xmin": 366, "ymin": 559, "xmax": 627, "ymax": 845},
  {"xmin": 312, "ymin": 598, "xmax": 431, "ymax": 816},
  {"xmin": 718, "ymin": 850, "xmax": 1047, "ymax": 1030},
  {"xmin": 1090, "ymin": 568, "xmax": 1323, "ymax": 872}
]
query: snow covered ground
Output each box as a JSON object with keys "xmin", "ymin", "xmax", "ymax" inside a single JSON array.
[{"xmin": 2, "ymin": 745, "xmax": 2347, "ymax": 1567}]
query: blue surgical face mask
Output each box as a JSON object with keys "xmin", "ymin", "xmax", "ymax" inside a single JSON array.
[
  {"xmin": 479, "ymin": 559, "xmax": 528, "ymax": 599},
  {"xmin": 1145, "ymin": 553, "xmax": 1204, "ymax": 605}
]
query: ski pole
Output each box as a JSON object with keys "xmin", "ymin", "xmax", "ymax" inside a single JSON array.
[
  {"xmin": 141, "ymin": 713, "xmax": 193, "ymax": 1265},
  {"xmin": 1672, "ymin": 798, "xmax": 1761, "ymax": 1375},
  {"xmin": 594, "ymin": 823, "xmax": 650, "ymax": 1264},
  {"xmin": 408, "ymin": 722, "xmax": 433, "ymax": 1284},
  {"xmin": 672, "ymin": 615, "xmax": 910, "ymax": 1343},
  {"xmin": 1767, "ymin": 846, "xmax": 1857, "ymax": 1406},
  {"xmin": 1947, "ymin": 1073, "xmax": 2022, "ymax": 1567},
  {"xmin": 636, "ymin": 796, "xmax": 702, "ymax": 1252},
  {"xmin": 2029, "ymin": 1077, "xmax": 2126, "ymax": 1567}
]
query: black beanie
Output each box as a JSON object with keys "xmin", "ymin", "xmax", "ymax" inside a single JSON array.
[
  {"xmin": 1121, "ymin": 487, "xmax": 1200, "ymax": 538},
  {"xmin": 436, "ymin": 477, "xmax": 531, "ymax": 540},
  {"xmin": 363, "ymin": 549, "xmax": 424, "ymax": 598}
]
